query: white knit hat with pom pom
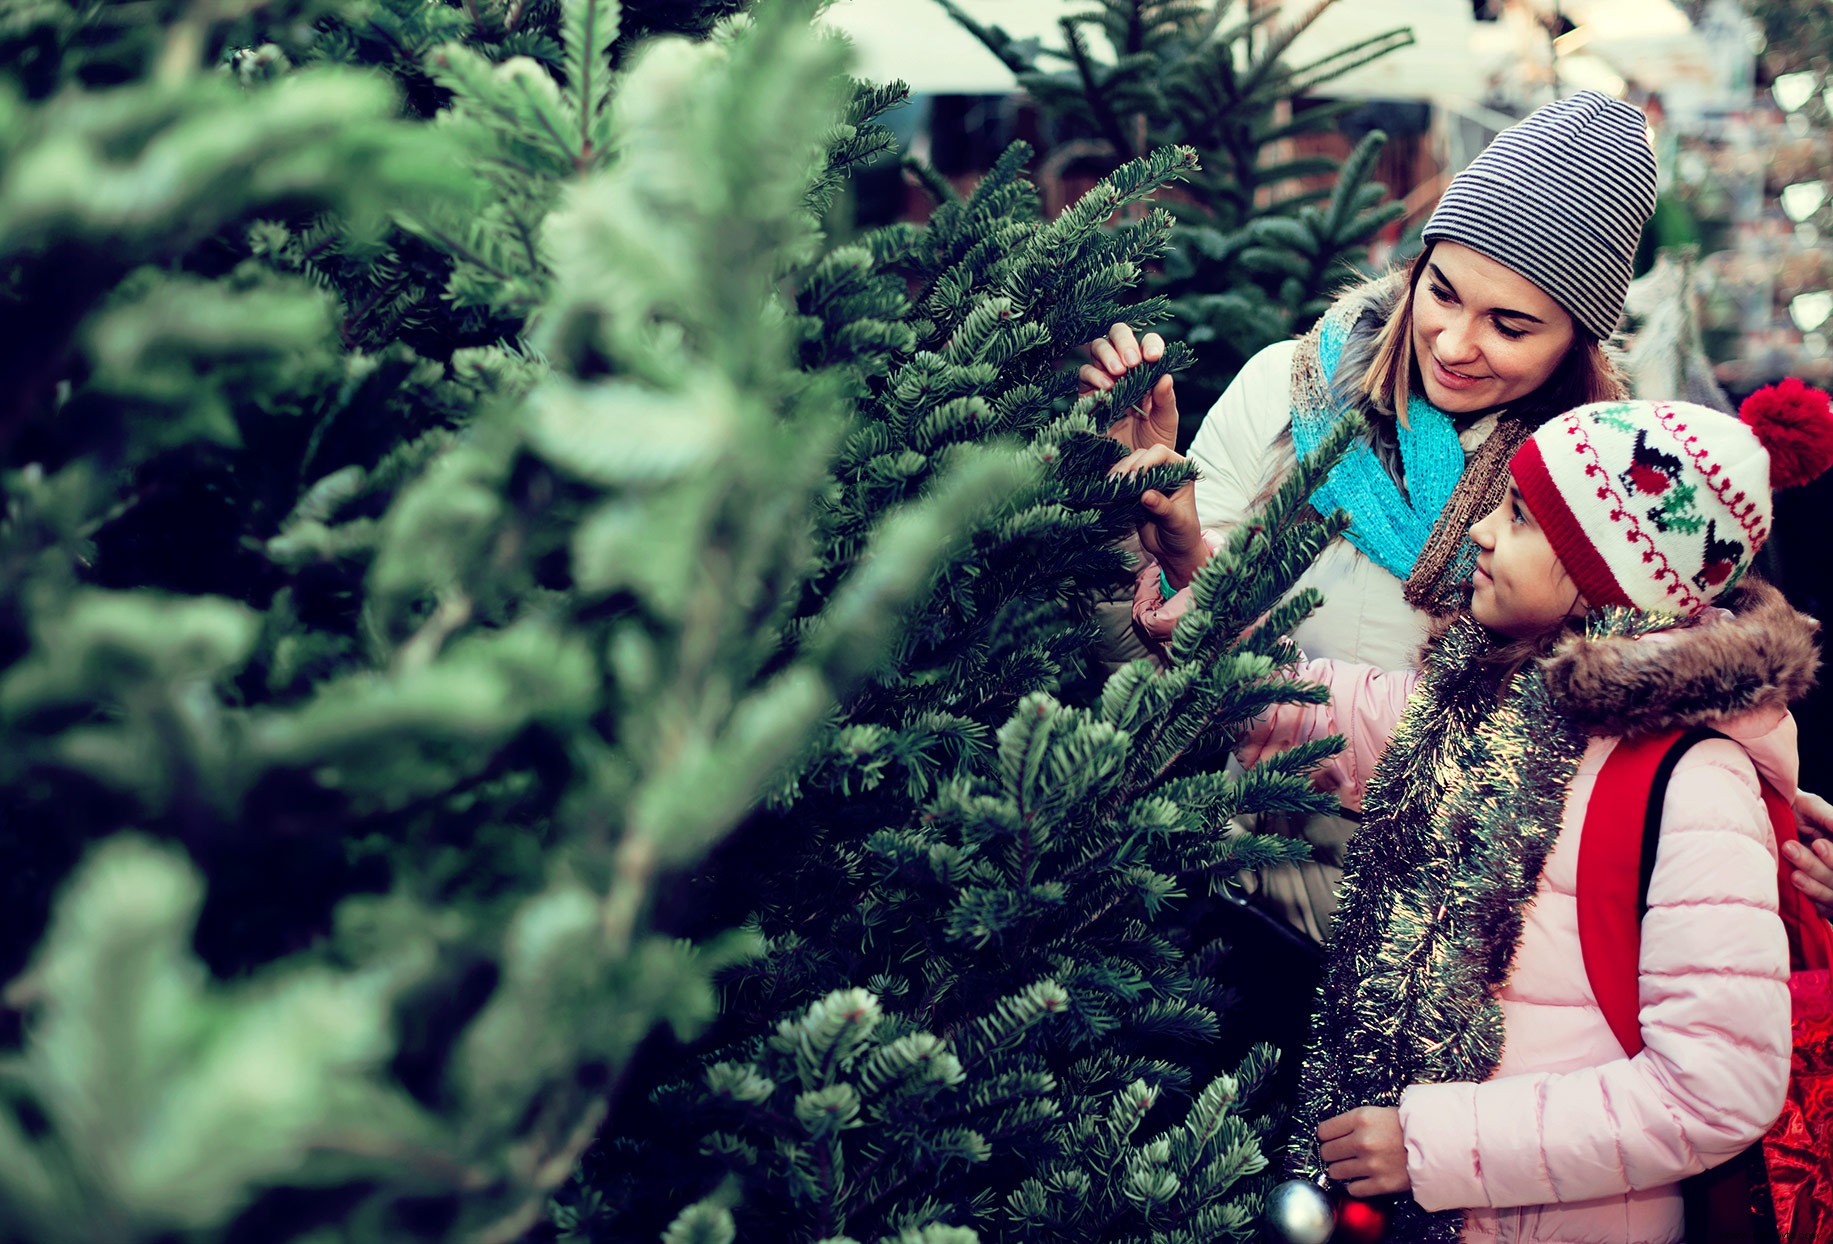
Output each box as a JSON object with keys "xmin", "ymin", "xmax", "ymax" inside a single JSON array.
[{"xmin": 1508, "ymin": 379, "xmax": 1833, "ymax": 616}]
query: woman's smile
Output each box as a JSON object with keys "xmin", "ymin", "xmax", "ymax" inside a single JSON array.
[{"xmin": 1430, "ymin": 355, "xmax": 1487, "ymax": 392}]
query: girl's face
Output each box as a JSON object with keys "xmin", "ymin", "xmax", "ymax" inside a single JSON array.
[
  {"xmin": 1468, "ymin": 483, "xmax": 1588, "ymax": 638},
  {"xmin": 1411, "ymin": 242, "xmax": 1578, "ymax": 413}
]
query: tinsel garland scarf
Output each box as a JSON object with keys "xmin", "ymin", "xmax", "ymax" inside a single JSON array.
[{"xmin": 1287, "ymin": 611, "xmax": 1675, "ymax": 1243}]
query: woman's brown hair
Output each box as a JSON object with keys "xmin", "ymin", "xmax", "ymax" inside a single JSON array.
[{"xmin": 1360, "ymin": 244, "xmax": 1628, "ymax": 427}]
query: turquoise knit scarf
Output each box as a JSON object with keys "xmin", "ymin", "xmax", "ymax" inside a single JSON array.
[{"xmin": 1291, "ymin": 308, "xmax": 1468, "ymax": 580}]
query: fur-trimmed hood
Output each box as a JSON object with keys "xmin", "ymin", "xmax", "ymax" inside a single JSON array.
[{"xmin": 1543, "ymin": 577, "xmax": 1820, "ymax": 738}]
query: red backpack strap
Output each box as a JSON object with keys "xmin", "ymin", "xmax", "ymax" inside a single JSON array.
[{"xmin": 1577, "ymin": 727, "xmax": 1693, "ymax": 1058}]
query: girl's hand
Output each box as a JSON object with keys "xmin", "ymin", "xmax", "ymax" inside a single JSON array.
[
  {"xmin": 1109, "ymin": 443, "xmax": 1207, "ymax": 589},
  {"xmin": 1079, "ymin": 322, "xmax": 1179, "ymax": 455},
  {"xmin": 1783, "ymin": 836, "xmax": 1833, "ymax": 923},
  {"xmin": 1318, "ymin": 1106, "xmax": 1411, "ymax": 1197}
]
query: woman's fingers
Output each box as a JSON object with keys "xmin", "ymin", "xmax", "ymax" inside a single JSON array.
[
  {"xmin": 1085, "ymin": 323, "xmax": 1162, "ymax": 370},
  {"xmin": 1078, "ymin": 362, "xmax": 1114, "ymax": 393},
  {"xmin": 1085, "ymin": 328, "xmax": 1178, "ymax": 451},
  {"xmin": 1795, "ymin": 789, "xmax": 1833, "ymax": 841},
  {"xmin": 1784, "ymin": 839, "xmax": 1833, "ymax": 911},
  {"xmin": 1082, "ymin": 324, "xmax": 1166, "ymax": 375},
  {"xmin": 1107, "ymin": 444, "xmax": 1182, "ymax": 476},
  {"xmin": 1087, "ymin": 336, "xmax": 1125, "ymax": 375},
  {"xmin": 1105, "ymin": 322, "xmax": 1140, "ymax": 367},
  {"xmin": 1145, "ymin": 374, "xmax": 1180, "ymax": 446}
]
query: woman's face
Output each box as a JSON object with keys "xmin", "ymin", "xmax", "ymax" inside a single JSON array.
[
  {"xmin": 1468, "ymin": 482, "xmax": 1587, "ymax": 638},
  {"xmin": 1410, "ymin": 242, "xmax": 1577, "ymax": 413}
]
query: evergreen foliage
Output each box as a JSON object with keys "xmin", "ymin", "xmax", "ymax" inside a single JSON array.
[
  {"xmin": 2, "ymin": 0, "xmax": 1373, "ymax": 1235},
  {"xmin": 0, "ymin": 0, "xmax": 1024, "ymax": 1240},
  {"xmin": 567, "ymin": 113, "xmax": 1369, "ymax": 1242},
  {"xmin": 608, "ymin": 417, "xmax": 1356, "ymax": 1243},
  {"xmin": 940, "ymin": 0, "xmax": 1414, "ymax": 435}
]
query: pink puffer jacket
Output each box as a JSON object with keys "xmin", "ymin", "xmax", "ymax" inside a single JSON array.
[{"xmin": 1228, "ymin": 582, "xmax": 1817, "ymax": 1244}]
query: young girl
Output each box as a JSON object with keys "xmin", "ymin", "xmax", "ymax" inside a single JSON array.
[{"xmin": 1129, "ymin": 383, "xmax": 1832, "ymax": 1243}]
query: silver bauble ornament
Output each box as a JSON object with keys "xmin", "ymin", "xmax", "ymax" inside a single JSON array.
[{"xmin": 1262, "ymin": 1178, "xmax": 1335, "ymax": 1244}]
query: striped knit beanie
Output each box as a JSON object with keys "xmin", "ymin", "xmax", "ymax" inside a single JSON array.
[
  {"xmin": 1509, "ymin": 381, "xmax": 1833, "ymax": 616},
  {"xmin": 1424, "ymin": 90, "xmax": 1657, "ymax": 341}
]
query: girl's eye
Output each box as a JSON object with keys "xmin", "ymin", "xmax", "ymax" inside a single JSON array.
[
  {"xmin": 1429, "ymin": 283, "xmax": 1455, "ymax": 304},
  {"xmin": 1494, "ymin": 320, "xmax": 1528, "ymax": 341},
  {"xmin": 1511, "ymin": 504, "xmax": 1528, "ymax": 526}
]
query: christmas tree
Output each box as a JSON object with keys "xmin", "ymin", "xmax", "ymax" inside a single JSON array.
[
  {"xmin": 0, "ymin": 0, "xmax": 1035, "ymax": 1239},
  {"xmin": 560, "ymin": 13, "xmax": 1373, "ymax": 1244},
  {"xmin": 586, "ymin": 400, "xmax": 1361, "ymax": 1241},
  {"xmin": 940, "ymin": 0, "xmax": 1413, "ymax": 436},
  {"xmin": 0, "ymin": 0, "xmax": 1367, "ymax": 1238}
]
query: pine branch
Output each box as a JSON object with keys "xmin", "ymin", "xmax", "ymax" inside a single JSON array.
[{"xmin": 1062, "ymin": 16, "xmax": 1134, "ymax": 160}]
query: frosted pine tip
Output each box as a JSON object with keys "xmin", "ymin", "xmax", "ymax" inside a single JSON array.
[{"xmin": 1738, "ymin": 377, "xmax": 1833, "ymax": 489}]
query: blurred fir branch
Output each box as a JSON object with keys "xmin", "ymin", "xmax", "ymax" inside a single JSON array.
[{"xmin": 0, "ymin": 0, "xmax": 1035, "ymax": 1240}]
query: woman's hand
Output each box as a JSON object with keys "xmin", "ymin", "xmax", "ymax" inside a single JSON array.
[
  {"xmin": 1791, "ymin": 791, "xmax": 1833, "ymax": 923},
  {"xmin": 1080, "ymin": 322, "xmax": 1179, "ymax": 455},
  {"xmin": 1318, "ymin": 1106, "xmax": 1411, "ymax": 1198},
  {"xmin": 1797, "ymin": 789, "xmax": 1833, "ymax": 842},
  {"xmin": 1109, "ymin": 443, "xmax": 1207, "ymax": 589},
  {"xmin": 1784, "ymin": 836, "xmax": 1833, "ymax": 924}
]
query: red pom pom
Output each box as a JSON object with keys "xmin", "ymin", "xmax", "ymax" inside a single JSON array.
[{"xmin": 1739, "ymin": 377, "xmax": 1833, "ymax": 489}]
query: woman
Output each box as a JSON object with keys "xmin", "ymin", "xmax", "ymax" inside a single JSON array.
[{"xmin": 1088, "ymin": 89, "xmax": 1659, "ymax": 940}]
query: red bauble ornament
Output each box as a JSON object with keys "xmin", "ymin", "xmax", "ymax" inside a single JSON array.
[
  {"xmin": 1738, "ymin": 377, "xmax": 1833, "ymax": 489},
  {"xmin": 1331, "ymin": 1195, "xmax": 1388, "ymax": 1244}
]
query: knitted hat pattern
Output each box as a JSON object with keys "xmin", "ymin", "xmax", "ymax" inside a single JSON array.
[
  {"xmin": 1423, "ymin": 90, "xmax": 1657, "ymax": 341},
  {"xmin": 1509, "ymin": 381, "xmax": 1833, "ymax": 616}
]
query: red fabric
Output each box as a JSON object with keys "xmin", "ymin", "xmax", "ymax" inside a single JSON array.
[
  {"xmin": 1766, "ymin": 968, "xmax": 1833, "ymax": 1244},
  {"xmin": 1761, "ymin": 782, "xmax": 1833, "ymax": 1244},
  {"xmin": 1576, "ymin": 729, "xmax": 1679, "ymax": 1058}
]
